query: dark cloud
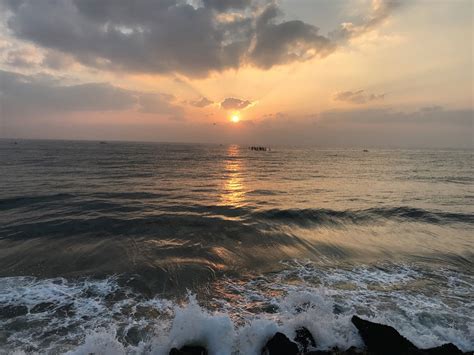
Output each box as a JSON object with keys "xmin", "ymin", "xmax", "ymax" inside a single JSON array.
[
  {"xmin": 334, "ymin": 90, "xmax": 385, "ymax": 104},
  {"xmin": 249, "ymin": 4, "xmax": 334, "ymax": 68},
  {"xmin": 221, "ymin": 97, "xmax": 252, "ymax": 110},
  {"xmin": 202, "ymin": 0, "xmax": 251, "ymax": 12},
  {"xmin": 189, "ymin": 97, "xmax": 214, "ymax": 108},
  {"xmin": 0, "ymin": 70, "xmax": 182, "ymax": 117},
  {"xmin": 1, "ymin": 0, "xmax": 397, "ymax": 76}
]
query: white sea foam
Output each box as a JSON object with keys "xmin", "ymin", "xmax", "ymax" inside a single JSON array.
[{"xmin": 0, "ymin": 262, "xmax": 472, "ymax": 354}]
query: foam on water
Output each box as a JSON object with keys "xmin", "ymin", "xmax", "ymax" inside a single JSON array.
[{"xmin": 0, "ymin": 261, "xmax": 472, "ymax": 354}]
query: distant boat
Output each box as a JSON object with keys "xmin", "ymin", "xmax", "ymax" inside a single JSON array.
[
  {"xmin": 363, "ymin": 149, "xmax": 369, "ymax": 152},
  {"xmin": 249, "ymin": 146, "xmax": 270, "ymax": 151},
  {"xmin": 99, "ymin": 141, "xmax": 107, "ymax": 144}
]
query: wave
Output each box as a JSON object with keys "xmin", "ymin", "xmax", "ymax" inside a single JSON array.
[
  {"xmin": 2, "ymin": 206, "xmax": 472, "ymax": 246},
  {"xmin": 253, "ymin": 206, "xmax": 474, "ymax": 226},
  {"xmin": 1, "ymin": 190, "xmax": 472, "ymax": 227},
  {"xmin": 0, "ymin": 262, "xmax": 472, "ymax": 354}
]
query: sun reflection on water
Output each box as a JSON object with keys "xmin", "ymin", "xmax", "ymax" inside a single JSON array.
[{"xmin": 220, "ymin": 145, "xmax": 246, "ymax": 207}]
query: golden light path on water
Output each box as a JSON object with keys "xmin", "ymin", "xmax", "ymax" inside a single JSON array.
[{"xmin": 220, "ymin": 145, "xmax": 246, "ymax": 208}]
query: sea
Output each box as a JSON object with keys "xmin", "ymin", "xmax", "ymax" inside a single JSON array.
[{"xmin": 0, "ymin": 139, "xmax": 472, "ymax": 354}]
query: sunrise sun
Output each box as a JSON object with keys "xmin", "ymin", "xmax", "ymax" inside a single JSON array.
[{"xmin": 231, "ymin": 114, "xmax": 240, "ymax": 123}]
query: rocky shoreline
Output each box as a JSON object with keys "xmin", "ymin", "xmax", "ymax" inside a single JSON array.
[{"xmin": 170, "ymin": 316, "xmax": 472, "ymax": 355}]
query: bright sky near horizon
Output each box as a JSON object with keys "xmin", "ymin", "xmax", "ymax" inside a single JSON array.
[{"xmin": 0, "ymin": 0, "xmax": 472, "ymax": 147}]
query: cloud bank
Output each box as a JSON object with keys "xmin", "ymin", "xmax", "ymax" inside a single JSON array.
[
  {"xmin": 334, "ymin": 90, "xmax": 385, "ymax": 104},
  {"xmin": 0, "ymin": 70, "xmax": 182, "ymax": 118},
  {"xmin": 1, "ymin": 0, "xmax": 400, "ymax": 77}
]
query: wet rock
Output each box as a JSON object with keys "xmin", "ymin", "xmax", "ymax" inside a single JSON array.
[
  {"xmin": 306, "ymin": 346, "xmax": 367, "ymax": 354},
  {"xmin": 351, "ymin": 316, "xmax": 471, "ymax": 355},
  {"xmin": 169, "ymin": 345, "xmax": 208, "ymax": 355},
  {"xmin": 30, "ymin": 302, "xmax": 55, "ymax": 314},
  {"xmin": 262, "ymin": 332, "xmax": 299, "ymax": 355},
  {"xmin": 0, "ymin": 305, "xmax": 28, "ymax": 319},
  {"xmin": 351, "ymin": 315, "xmax": 420, "ymax": 355},
  {"xmin": 294, "ymin": 327, "xmax": 316, "ymax": 352},
  {"xmin": 424, "ymin": 343, "xmax": 464, "ymax": 355}
]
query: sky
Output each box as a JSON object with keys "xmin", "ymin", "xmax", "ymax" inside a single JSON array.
[{"xmin": 0, "ymin": 0, "xmax": 472, "ymax": 148}]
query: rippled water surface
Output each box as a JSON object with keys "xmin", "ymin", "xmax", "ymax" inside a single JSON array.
[{"xmin": 0, "ymin": 140, "xmax": 472, "ymax": 353}]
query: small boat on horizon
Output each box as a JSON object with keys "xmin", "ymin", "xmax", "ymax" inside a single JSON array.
[{"xmin": 249, "ymin": 146, "xmax": 270, "ymax": 151}]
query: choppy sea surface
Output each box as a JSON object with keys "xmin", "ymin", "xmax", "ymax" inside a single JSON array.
[{"xmin": 0, "ymin": 139, "xmax": 472, "ymax": 354}]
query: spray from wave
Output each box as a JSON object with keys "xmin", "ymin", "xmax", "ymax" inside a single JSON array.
[{"xmin": 1, "ymin": 261, "xmax": 472, "ymax": 354}]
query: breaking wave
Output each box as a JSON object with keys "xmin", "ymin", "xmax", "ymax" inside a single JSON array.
[{"xmin": 0, "ymin": 261, "xmax": 472, "ymax": 354}]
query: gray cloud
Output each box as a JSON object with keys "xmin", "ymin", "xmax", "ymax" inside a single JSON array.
[
  {"xmin": 318, "ymin": 107, "xmax": 473, "ymax": 126},
  {"xmin": 334, "ymin": 90, "xmax": 385, "ymax": 104},
  {"xmin": 242, "ymin": 107, "xmax": 473, "ymax": 148},
  {"xmin": 1, "ymin": 0, "xmax": 399, "ymax": 76},
  {"xmin": 330, "ymin": 0, "xmax": 402, "ymax": 41},
  {"xmin": 3, "ymin": 47, "xmax": 40, "ymax": 67},
  {"xmin": 221, "ymin": 97, "xmax": 252, "ymax": 110},
  {"xmin": 41, "ymin": 51, "xmax": 75, "ymax": 70},
  {"xmin": 249, "ymin": 3, "xmax": 334, "ymax": 68},
  {"xmin": 189, "ymin": 97, "xmax": 214, "ymax": 108},
  {"xmin": 0, "ymin": 70, "xmax": 182, "ymax": 117},
  {"xmin": 202, "ymin": 0, "xmax": 251, "ymax": 12}
]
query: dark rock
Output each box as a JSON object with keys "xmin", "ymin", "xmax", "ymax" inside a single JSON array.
[
  {"xmin": 344, "ymin": 346, "xmax": 368, "ymax": 354},
  {"xmin": 306, "ymin": 351, "xmax": 333, "ymax": 354},
  {"xmin": 30, "ymin": 302, "xmax": 55, "ymax": 314},
  {"xmin": 294, "ymin": 327, "xmax": 316, "ymax": 352},
  {"xmin": 0, "ymin": 305, "xmax": 28, "ymax": 318},
  {"xmin": 169, "ymin": 345, "xmax": 208, "ymax": 355},
  {"xmin": 351, "ymin": 316, "xmax": 420, "ymax": 355},
  {"xmin": 424, "ymin": 343, "xmax": 463, "ymax": 355},
  {"xmin": 306, "ymin": 346, "xmax": 366, "ymax": 354},
  {"xmin": 351, "ymin": 316, "xmax": 470, "ymax": 355},
  {"xmin": 262, "ymin": 332, "xmax": 299, "ymax": 355}
]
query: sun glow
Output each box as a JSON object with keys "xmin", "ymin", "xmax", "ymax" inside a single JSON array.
[{"xmin": 231, "ymin": 114, "xmax": 240, "ymax": 123}]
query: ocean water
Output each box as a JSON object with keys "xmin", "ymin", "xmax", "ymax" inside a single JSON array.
[{"xmin": 0, "ymin": 139, "xmax": 472, "ymax": 354}]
